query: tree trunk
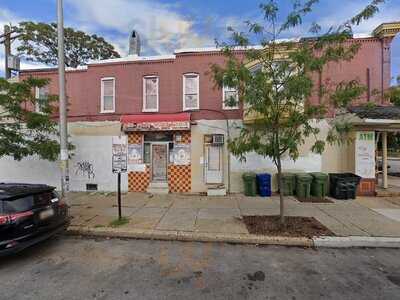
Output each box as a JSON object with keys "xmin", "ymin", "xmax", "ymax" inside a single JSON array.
[{"xmin": 276, "ymin": 155, "xmax": 285, "ymax": 226}]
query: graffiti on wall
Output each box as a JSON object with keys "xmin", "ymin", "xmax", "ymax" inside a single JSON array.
[{"xmin": 75, "ymin": 161, "xmax": 95, "ymax": 179}]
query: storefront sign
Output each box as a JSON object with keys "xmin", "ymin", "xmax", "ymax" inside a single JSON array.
[
  {"xmin": 124, "ymin": 121, "xmax": 190, "ymax": 132},
  {"xmin": 355, "ymin": 131, "xmax": 375, "ymax": 178},
  {"xmin": 112, "ymin": 136, "xmax": 128, "ymax": 173},
  {"xmin": 128, "ymin": 144, "xmax": 142, "ymax": 165},
  {"xmin": 173, "ymin": 144, "xmax": 191, "ymax": 165}
]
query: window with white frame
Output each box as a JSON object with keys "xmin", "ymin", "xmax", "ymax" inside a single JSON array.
[
  {"xmin": 101, "ymin": 78, "xmax": 115, "ymax": 113},
  {"xmin": 143, "ymin": 76, "xmax": 159, "ymax": 112},
  {"xmin": 222, "ymin": 85, "xmax": 239, "ymax": 110},
  {"xmin": 183, "ymin": 73, "xmax": 199, "ymax": 110},
  {"xmin": 35, "ymin": 86, "xmax": 49, "ymax": 113}
]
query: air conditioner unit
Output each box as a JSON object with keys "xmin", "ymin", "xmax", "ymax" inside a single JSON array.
[{"xmin": 212, "ymin": 134, "xmax": 224, "ymax": 145}]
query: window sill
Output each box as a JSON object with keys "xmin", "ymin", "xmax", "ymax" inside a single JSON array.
[
  {"xmin": 142, "ymin": 109, "xmax": 159, "ymax": 113},
  {"xmin": 100, "ymin": 110, "xmax": 115, "ymax": 114}
]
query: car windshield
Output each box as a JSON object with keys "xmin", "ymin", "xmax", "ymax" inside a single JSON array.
[{"xmin": 2, "ymin": 195, "xmax": 34, "ymax": 214}]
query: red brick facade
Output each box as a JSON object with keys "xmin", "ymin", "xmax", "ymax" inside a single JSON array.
[{"xmin": 20, "ymin": 36, "xmax": 396, "ymax": 122}]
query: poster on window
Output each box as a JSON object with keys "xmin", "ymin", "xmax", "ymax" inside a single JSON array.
[
  {"xmin": 128, "ymin": 144, "xmax": 142, "ymax": 165},
  {"xmin": 355, "ymin": 131, "xmax": 375, "ymax": 178},
  {"xmin": 173, "ymin": 144, "xmax": 191, "ymax": 165}
]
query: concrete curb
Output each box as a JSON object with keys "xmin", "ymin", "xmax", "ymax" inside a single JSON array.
[
  {"xmin": 313, "ymin": 236, "xmax": 400, "ymax": 248},
  {"xmin": 66, "ymin": 226, "xmax": 313, "ymax": 247},
  {"xmin": 67, "ymin": 227, "xmax": 400, "ymax": 248}
]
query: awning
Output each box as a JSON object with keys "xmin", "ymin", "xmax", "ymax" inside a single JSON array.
[{"xmin": 121, "ymin": 113, "xmax": 191, "ymax": 132}]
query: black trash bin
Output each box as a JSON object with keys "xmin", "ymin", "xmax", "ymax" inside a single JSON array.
[{"xmin": 329, "ymin": 173, "xmax": 361, "ymax": 200}]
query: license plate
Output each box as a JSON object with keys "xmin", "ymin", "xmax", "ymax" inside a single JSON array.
[{"xmin": 39, "ymin": 208, "xmax": 54, "ymax": 220}]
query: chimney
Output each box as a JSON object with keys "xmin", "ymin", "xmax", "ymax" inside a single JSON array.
[{"xmin": 129, "ymin": 30, "xmax": 141, "ymax": 56}]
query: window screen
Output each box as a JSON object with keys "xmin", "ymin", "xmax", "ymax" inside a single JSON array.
[
  {"xmin": 223, "ymin": 86, "xmax": 239, "ymax": 109},
  {"xmin": 184, "ymin": 74, "xmax": 199, "ymax": 110},
  {"xmin": 102, "ymin": 79, "xmax": 115, "ymax": 112},
  {"xmin": 144, "ymin": 77, "xmax": 158, "ymax": 111}
]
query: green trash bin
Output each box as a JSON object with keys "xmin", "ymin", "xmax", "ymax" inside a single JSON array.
[
  {"xmin": 242, "ymin": 172, "xmax": 257, "ymax": 196},
  {"xmin": 280, "ymin": 173, "xmax": 296, "ymax": 196},
  {"xmin": 310, "ymin": 172, "xmax": 329, "ymax": 198},
  {"xmin": 295, "ymin": 173, "xmax": 313, "ymax": 199}
]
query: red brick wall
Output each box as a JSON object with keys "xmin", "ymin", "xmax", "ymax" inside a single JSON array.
[{"xmin": 20, "ymin": 37, "xmax": 394, "ymax": 121}]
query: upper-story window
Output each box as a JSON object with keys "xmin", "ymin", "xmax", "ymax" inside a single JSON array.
[
  {"xmin": 35, "ymin": 86, "xmax": 49, "ymax": 113},
  {"xmin": 143, "ymin": 76, "xmax": 159, "ymax": 112},
  {"xmin": 183, "ymin": 73, "xmax": 199, "ymax": 110},
  {"xmin": 222, "ymin": 85, "xmax": 239, "ymax": 110},
  {"xmin": 101, "ymin": 77, "xmax": 115, "ymax": 113}
]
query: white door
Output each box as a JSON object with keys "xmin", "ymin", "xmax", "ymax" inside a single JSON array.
[{"xmin": 205, "ymin": 145, "xmax": 223, "ymax": 184}]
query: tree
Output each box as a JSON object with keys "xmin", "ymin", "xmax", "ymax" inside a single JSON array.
[
  {"xmin": 0, "ymin": 77, "xmax": 60, "ymax": 161},
  {"xmin": 211, "ymin": 0, "xmax": 384, "ymax": 225},
  {"xmin": 14, "ymin": 22, "xmax": 120, "ymax": 68},
  {"xmin": 386, "ymin": 76, "xmax": 400, "ymax": 106}
]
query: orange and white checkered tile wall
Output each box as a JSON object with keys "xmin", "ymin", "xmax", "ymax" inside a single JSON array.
[{"xmin": 127, "ymin": 131, "xmax": 191, "ymax": 193}]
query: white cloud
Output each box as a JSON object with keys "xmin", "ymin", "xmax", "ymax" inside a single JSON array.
[
  {"xmin": 315, "ymin": 1, "xmax": 400, "ymax": 35},
  {"xmin": 66, "ymin": 0, "xmax": 214, "ymax": 55},
  {"xmin": 0, "ymin": 7, "xmax": 20, "ymax": 28}
]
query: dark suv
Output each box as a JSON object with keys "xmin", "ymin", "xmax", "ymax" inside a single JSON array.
[{"xmin": 0, "ymin": 183, "xmax": 69, "ymax": 256}]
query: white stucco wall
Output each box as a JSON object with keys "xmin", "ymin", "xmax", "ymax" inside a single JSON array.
[
  {"xmin": 191, "ymin": 119, "xmax": 235, "ymax": 193},
  {"xmin": 0, "ymin": 156, "xmax": 61, "ymax": 189},
  {"xmin": 69, "ymin": 136, "xmax": 128, "ymax": 192},
  {"xmin": 0, "ymin": 119, "xmax": 350, "ymax": 194},
  {"xmin": 228, "ymin": 119, "xmax": 349, "ymax": 192},
  {"xmin": 0, "ymin": 122, "xmax": 128, "ymax": 192}
]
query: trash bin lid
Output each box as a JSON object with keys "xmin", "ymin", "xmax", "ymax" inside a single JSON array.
[
  {"xmin": 295, "ymin": 173, "xmax": 312, "ymax": 178},
  {"xmin": 281, "ymin": 173, "xmax": 296, "ymax": 178},
  {"xmin": 242, "ymin": 172, "xmax": 256, "ymax": 179},
  {"xmin": 310, "ymin": 172, "xmax": 328, "ymax": 179}
]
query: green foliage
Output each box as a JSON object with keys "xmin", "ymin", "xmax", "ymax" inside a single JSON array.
[
  {"xmin": 0, "ymin": 77, "xmax": 60, "ymax": 161},
  {"xmin": 14, "ymin": 22, "xmax": 120, "ymax": 68},
  {"xmin": 211, "ymin": 0, "xmax": 382, "ymax": 223},
  {"xmin": 109, "ymin": 217, "xmax": 129, "ymax": 228},
  {"xmin": 386, "ymin": 84, "xmax": 400, "ymax": 106}
]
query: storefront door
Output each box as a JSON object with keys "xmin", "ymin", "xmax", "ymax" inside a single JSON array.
[
  {"xmin": 151, "ymin": 144, "xmax": 168, "ymax": 182},
  {"xmin": 205, "ymin": 145, "xmax": 223, "ymax": 184}
]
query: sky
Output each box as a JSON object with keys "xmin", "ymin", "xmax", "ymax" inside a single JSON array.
[{"xmin": 0, "ymin": 0, "xmax": 399, "ymax": 84}]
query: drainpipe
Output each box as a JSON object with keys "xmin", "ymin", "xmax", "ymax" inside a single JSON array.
[
  {"xmin": 226, "ymin": 118, "xmax": 231, "ymax": 194},
  {"xmin": 382, "ymin": 131, "xmax": 388, "ymax": 189},
  {"xmin": 381, "ymin": 39, "xmax": 384, "ymax": 104}
]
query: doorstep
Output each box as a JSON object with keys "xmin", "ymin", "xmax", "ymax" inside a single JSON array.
[
  {"xmin": 207, "ymin": 185, "xmax": 227, "ymax": 196},
  {"xmin": 147, "ymin": 181, "xmax": 169, "ymax": 194}
]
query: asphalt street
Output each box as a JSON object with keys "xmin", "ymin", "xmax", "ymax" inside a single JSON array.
[{"xmin": 0, "ymin": 235, "xmax": 399, "ymax": 300}]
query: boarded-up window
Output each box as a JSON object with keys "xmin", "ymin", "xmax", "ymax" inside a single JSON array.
[
  {"xmin": 143, "ymin": 76, "xmax": 159, "ymax": 111},
  {"xmin": 183, "ymin": 74, "xmax": 199, "ymax": 110},
  {"xmin": 101, "ymin": 78, "xmax": 115, "ymax": 112}
]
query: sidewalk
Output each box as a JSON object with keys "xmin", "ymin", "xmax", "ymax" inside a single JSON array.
[{"xmin": 66, "ymin": 192, "xmax": 400, "ymax": 247}]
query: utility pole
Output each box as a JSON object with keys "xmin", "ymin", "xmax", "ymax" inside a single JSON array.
[
  {"xmin": 4, "ymin": 25, "xmax": 11, "ymax": 79},
  {"xmin": 57, "ymin": 0, "xmax": 69, "ymax": 197}
]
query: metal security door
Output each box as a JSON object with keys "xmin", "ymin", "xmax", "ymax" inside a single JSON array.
[
  {"xmin": 205, "ymin": 145, "xmax": 223, "ymax": 184},
  {"xmin": 151, "ymin": 144, "xmax": 168, "ymax": 181}
]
